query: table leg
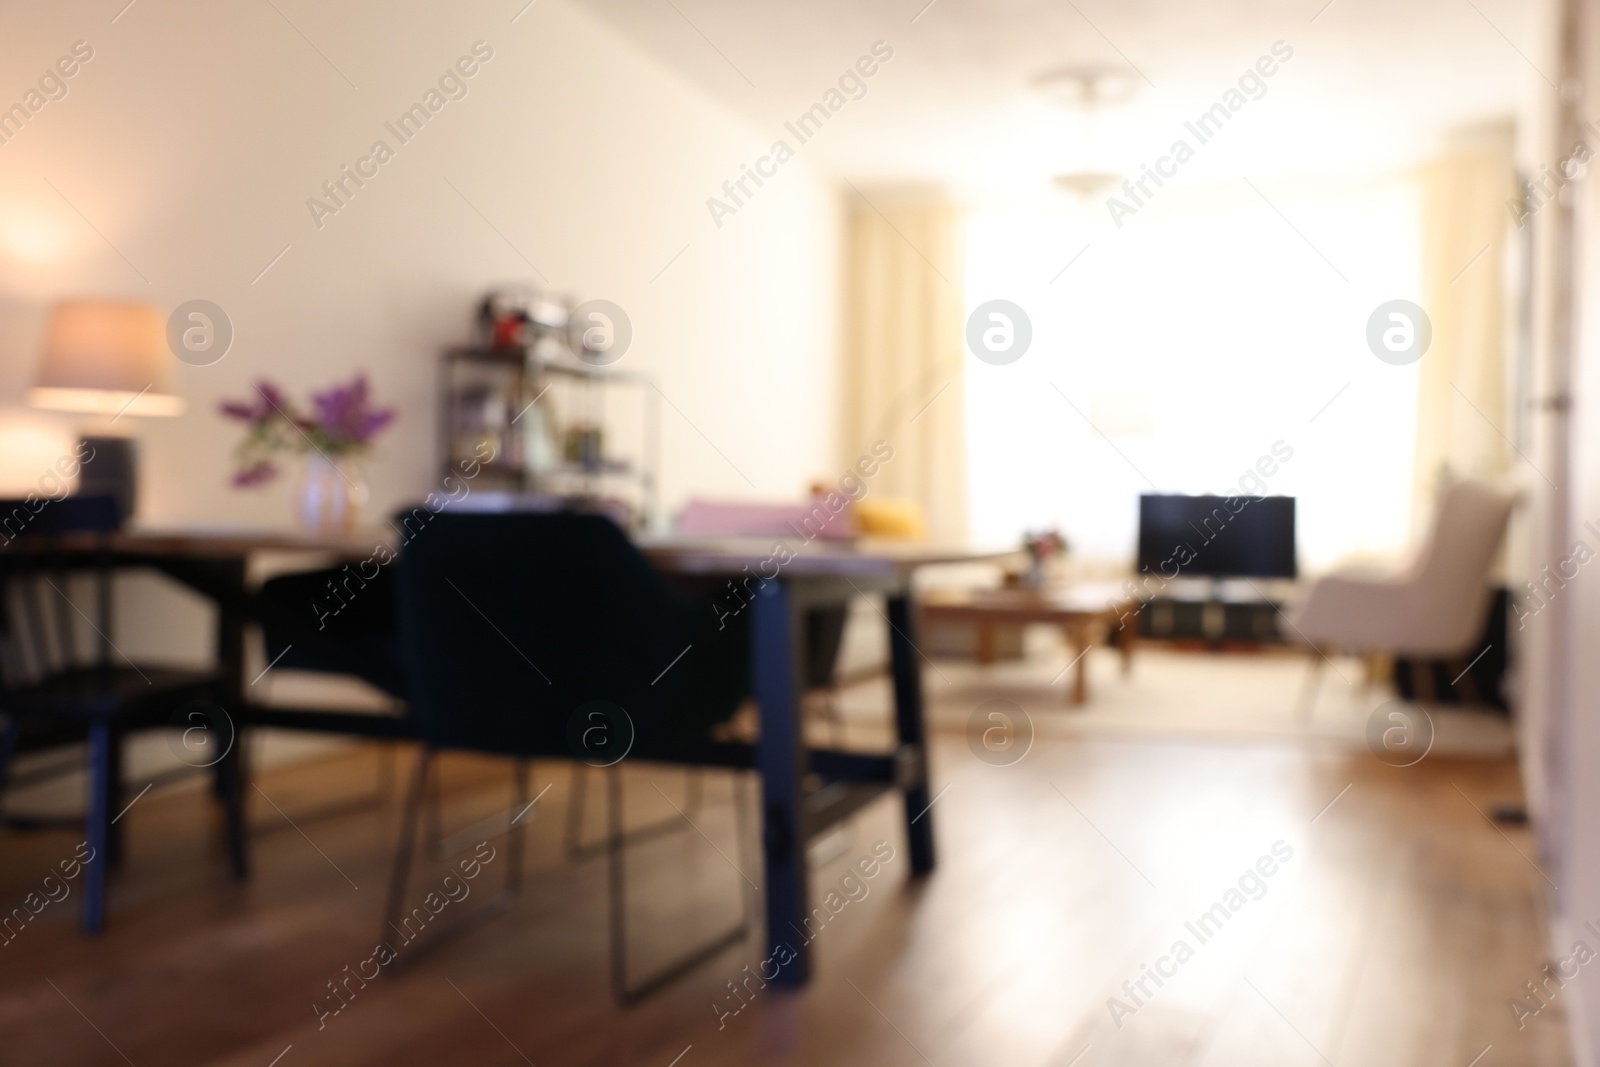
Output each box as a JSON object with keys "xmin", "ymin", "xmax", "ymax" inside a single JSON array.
[
  {"xmin": 106, "ymin": 727, "xmax": 125, "ymax": 869},
  {"xmin": 83, "ymin": 718, "xmax": 111, "ymax": 935},
  {"xmin": 887, "ymin": 592, "xmax": 936, "ymax": 876},
  {"xmin": 751, "ymin": 579, "xmax": 810, "ymax": 987},
  {"xmin": 1063, "ymin": 623, "xmax": 1089, "ymax": 705},
  {"xmin": 975, "ymin": 623, "xmax": 995, "ymax": 666},
  {"xmin": 1119, "ymin": 608, "xmax": 1137, "ymax": 676},
  {"xmin": 213, "ymin": 561, "xmax": 250, "ymax": 880}
]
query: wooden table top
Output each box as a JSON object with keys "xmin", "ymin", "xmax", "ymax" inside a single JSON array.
[
  {"xmin": 921, "ymin": 581, "xmax": 1139, "ymax": 620},
  {"xmin": 16, "ymin": 525, "xmax": 1019, "ymax": 580}
]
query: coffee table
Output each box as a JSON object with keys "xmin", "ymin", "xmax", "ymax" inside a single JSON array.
[{"xmin": 920, "ymin": 582, "xmax": 1139, "ymax": 704}]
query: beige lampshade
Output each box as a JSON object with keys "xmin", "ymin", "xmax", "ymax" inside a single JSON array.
[{"xmin": 29, "ymin": 301, "xmax": 183, "ymax": 417}]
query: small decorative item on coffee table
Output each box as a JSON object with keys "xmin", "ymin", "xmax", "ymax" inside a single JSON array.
[{"xmin": 1020, "ymin": 527, "xmax": 1069, "ymax": 589}]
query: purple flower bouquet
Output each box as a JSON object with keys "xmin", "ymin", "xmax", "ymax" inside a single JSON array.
[{"xmin": 220, "ymin": 375, "xmax": 395, "ymax": 487}]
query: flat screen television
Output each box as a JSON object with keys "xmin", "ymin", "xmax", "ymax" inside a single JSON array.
[{"xmin": 1137, "ymin": 494, "xmax": 1297, "ymax": 580}]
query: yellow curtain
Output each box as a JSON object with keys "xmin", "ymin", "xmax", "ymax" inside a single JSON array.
[
  {"xmin": 1412, "ymin": 129, "xmax": 1518, "ymax": 534},
  {"xmin": 840, "ymin": 196, "xmax": 967, "ymax": 540}
]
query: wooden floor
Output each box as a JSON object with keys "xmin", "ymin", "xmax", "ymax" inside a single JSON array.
[{"xmin": 0, "ymin": 717, "xmax": 1574, "ymax": 1067}]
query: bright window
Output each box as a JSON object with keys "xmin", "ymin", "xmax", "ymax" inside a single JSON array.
[{"xmin": 963, "ymin": 179, "xmax": 1423, "ymax": 574}]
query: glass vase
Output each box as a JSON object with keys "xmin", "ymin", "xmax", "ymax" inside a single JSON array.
[{"xmin": 293, "ymin": 452, "xmax": 367, "ymax": 536}]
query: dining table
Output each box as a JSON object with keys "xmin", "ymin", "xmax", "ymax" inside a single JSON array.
[{"xmin": 16, "ymin": 524, "xmax": 1013, "ymax": 989}]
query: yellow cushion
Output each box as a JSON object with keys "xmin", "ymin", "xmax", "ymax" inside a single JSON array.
[{"xmin": 854, "ymin": 498, "xmax": 926, "ymax": 540}]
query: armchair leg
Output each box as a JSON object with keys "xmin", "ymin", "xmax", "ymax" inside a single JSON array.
[
  {"xmin": 381, "ymin": 747, "xmax": 432, "ymax": 962},
  {"xmin": 380, "ymin": 750, "xmax": 529, "ymax": 971},
  {"xmin": 607, "ymin": 768, "xmax": 751, "ymax": 1006},
  {"xmin": 606, "ymin": 767, "xmax": 626, "ymax": 1003},
  {"xmin": 1297, "ymin": 649, "xmax": 1326, "ymax": 720},
  {"xmin": 569, "ymin": 764, "xmax": 706, "ymax": 861}
]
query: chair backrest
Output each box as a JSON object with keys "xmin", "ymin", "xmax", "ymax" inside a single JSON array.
[
  {"xmin": 0, "ymin": 495, "xmax": 121, "ymax": 688},
  {"xmin": 393, "ymin": 510, "xmax": 715, "ymax": 758},
  {"xmin": 1404, "ymin": 480, "xmax": 1517, "ymax": 653}
]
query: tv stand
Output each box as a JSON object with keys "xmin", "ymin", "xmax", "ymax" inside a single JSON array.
[{"xmin": 1138, "ymin": 578, "xmax": 1290, "ymax": 647}]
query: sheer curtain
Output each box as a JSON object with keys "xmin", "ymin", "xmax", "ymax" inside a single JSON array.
[
  {"xmin": 840, "ymin": 196, "xmax": 967, "ymax": 540},
  {"xmin": 1412, "ymin": 128, "xmax": 1518, "ymax": 524},
  {"xmin": 963, "ymin": 178, "xmax": 1425, "ymax": 574}
]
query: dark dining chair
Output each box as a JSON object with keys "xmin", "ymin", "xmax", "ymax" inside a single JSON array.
[
  {"xmin": 389, "ymin": 509, "xmax": 754, "ymax": 1002},
  {"xmin": 0, "ymin": 495, "xmax": 236, "ymax": 934},
  {"xmin": 255, "ymin": 564, "xmax": 407, "ymax": 701}
]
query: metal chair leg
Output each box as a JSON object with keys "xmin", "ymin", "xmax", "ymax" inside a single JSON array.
[
  {"xmin": 607, "ymin": 766, "xmax": 628, "ymax": 1004},
  {"xmin": 378, "ymin": 751, "xmax": 532, "ymax": 971},
  {"xmin": 380, "ymin": 747, "xmax": 432, "ymax": 964},
  {"xmin": 571, "ymin": 764, "xmax": 704, "ymax": 861},
  {"xmin": 607, "ymin": 767, "xmax": 752, "ymax": 1006}
]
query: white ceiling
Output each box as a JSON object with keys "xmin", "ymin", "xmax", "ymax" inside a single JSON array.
[{"xmin": 578, "ymin": 0, "xmax": 1554, "ymax": 191}]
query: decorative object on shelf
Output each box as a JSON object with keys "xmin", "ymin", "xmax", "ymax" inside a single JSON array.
[
  {"xmin": 28, "ymin": 301, "xmax": 185, "ymax": 524},
  {"xmin": 1020, "ymin": 528, "xmax": 1069, "ymax": 590},
  {"xmin": 476, "ymin": 285, "xmax": 570, "ymax": 351},
  {"xmin": 563, "ymin": 424, "xmax": 604, "ymax": 469},
  {"xmin": 441, "ymin": 287, "xmax": 658, "ymax": 528},
  {"xmin": 220, "ymin": 374, "xmax": 394, "ymax": 534}
]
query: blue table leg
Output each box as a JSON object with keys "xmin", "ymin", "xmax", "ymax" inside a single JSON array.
[
  {"xmin": 752, "ymin": 578, "xmax": 810, "ymax": 987},
  {"xmin": 888, "ymin": 591, "xmax": 936, "ymax": 875},
  {"xmin": 83, "ymin": 718, "xmax": 111, "ymax": 936},
  {"xmin": 106, "ymin": 728, "xmax": 125, "ymax": 869}
]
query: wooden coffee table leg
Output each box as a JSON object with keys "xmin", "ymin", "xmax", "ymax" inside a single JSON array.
[
  {"xmin": 1062, "ymin": 622, "xmax": 1089, "ymax": 705},
  {"xmin": 1118, "ymin": 607, "xmax": 1137, "ymax": 676},
  {"xmin": 975, "ymin": 622, "xmax": 996, "ymax": 666},
  {"xmin": 1075, "ymin": 627, "xmax": 1090, "ymax": 704}
]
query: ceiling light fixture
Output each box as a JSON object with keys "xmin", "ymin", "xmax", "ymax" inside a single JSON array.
[
  {"xmin": 1030, "ymin": 65, "xmax": 1139, "ymax": 109},
  {"xmin": 1051, "ymin": 172, "xmax": 1125, "ymax": 199}
]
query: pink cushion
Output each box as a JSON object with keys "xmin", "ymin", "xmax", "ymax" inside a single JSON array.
[{"xmin": 675, "ymin": 498, "xmax": 855, "ymax": 541}]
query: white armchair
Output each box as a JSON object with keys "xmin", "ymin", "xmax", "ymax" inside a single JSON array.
[{"xmin": 1288, "ymin": 479, "xmax": 1517, "ymax": 709}]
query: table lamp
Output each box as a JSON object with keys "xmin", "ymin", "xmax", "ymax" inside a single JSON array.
[{"xmin": 28, "ymin": 301, "xmax": 183, "ymax": 523}]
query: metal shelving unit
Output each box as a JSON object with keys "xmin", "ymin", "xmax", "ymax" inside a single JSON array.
[{"xmin": 440, "ymin": 342, "xmax": 659, "ymax": 528}]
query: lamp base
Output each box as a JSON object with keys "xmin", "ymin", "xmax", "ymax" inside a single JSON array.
[{"xmin": 77, "ymin": 436, "xmax": 136, "ymax": 528}]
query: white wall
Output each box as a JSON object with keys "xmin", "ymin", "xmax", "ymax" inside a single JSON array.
[
  {"xmin": 1530, "ymin": 3, "xmax": 1600, "ymax": 1064},
  {"xmin": 0, "ymin": 0, "xmax": 839, "ymax": 523},
  {"xmin": 1558, "ymin": 4, "xmax": 1600, "ymax": 1061}
]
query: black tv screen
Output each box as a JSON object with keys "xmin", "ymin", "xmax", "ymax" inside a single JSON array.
[{"xmin": 1137, "ymin": 494, "xmax": 1296, "ymax": 580}]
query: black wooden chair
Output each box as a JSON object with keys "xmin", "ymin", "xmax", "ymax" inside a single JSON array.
[
  {"xmin": 389, "ymin": 510, "xmax": 755, "ymax": 1002},
  {"xmin": 0, "ymin": 495, "xmax": 235, "ymax": 934}
]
